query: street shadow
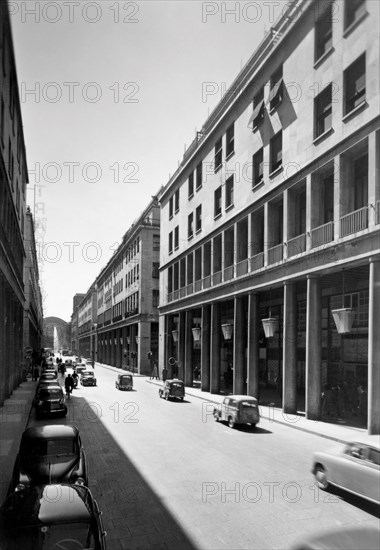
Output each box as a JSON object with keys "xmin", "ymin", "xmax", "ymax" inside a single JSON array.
[
  {"xmin": 328, "ymin": 486, "xmax": 380, "ymax": 518},
  {"xmin": 234, "ymin": 425, "xmax": 273, "ymax": 435},
  {"xmin": 25, "ymin": 395, "xmax": 197, "ymax": 549}
]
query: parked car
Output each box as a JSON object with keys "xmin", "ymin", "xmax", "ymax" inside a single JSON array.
[
  {"xmin": 9, "ymin": 424, "xmax": 88, "ymax": 493},
  {"xmin": 213, "ymin": 395, "xmax": 260, "ymax": 428},
  {"xmin": 80, "ymin": 370, "xmax": 97, "ymax": 386},
  {"xmin": 34, "ymin": 385, "xmax": 67, "ymax": 419},
  {"xmin": 311, "ymin": 436, "xmax": 380, "ymax": 504},
  {"xmin": 159, "ymin": 379, "xmax": 185, "ymax": 401},
  {"xmin": 115, "ymin": 372, "xmax": 133, "ymax": 391},
  {"xmin": 75, "ymin": 365, "xmax": 87, "ymax": 376},
  {"xmin": 0, "ymin": 484, "xmax": 107, "ymax": 549},
  {"xmin": 37, "ymin": 372, "xmax": 58, "ymax": 385}
]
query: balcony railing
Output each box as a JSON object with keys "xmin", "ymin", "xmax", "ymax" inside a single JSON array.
[
  {"xmin": 179, "ymin": 287, "xmax": 186, "ymax": 298},
  {"xmin": 340, "ymin": 206, "xmax": 368, "ymax": 237},
  {"xmin": 172, "ymin": 289, "xmax": 179, "ymax": 301},
  {"xmin": 203, "ymin": 275, "xmax": 211, "ymax": 289},
  {"xmin": 167, "ymin": 292, "xmax": 173, "ymax": 303},
  {"xmin": 376, "ymin": 200, "xmax": 380, "ymax": 225},
  {"xmin": 212, "ymin": 270, "xmax": 222, "ymax": 285},
  {"xmin": 224, "ymin": 265, "xmax": 234, "ymax": 281},
  {"xmin": 268, "ymin": 243, "xmax": 283, "ymax": 265},
  {"xmin": 236, "ymin": 258, "xmax": 248, "ymax": 277},
  {"xmin": 311, "ymin": 221, "xmax": 334, "ymax": 248},
  {"xmin": 250, "ymin": 252, "xmax": 264, "ymax": 271},
  {"xmin": 195, "ymin": 279, "xmax": 202, "ymax": 292},
  {"xmin": 186, "ymin": 283, "xmax": 193, "ymax": 295},
  {"xmin": 287, "ymin": 233, "xmax": 306, "ymax": 258}
]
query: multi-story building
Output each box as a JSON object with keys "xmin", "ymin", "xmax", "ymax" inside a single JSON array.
[
  {"xmin": 0, "ymin": 1, "xmax": 37, "ymax": 404},
  {"xmin": 77, "ymin": 285, "xmax": 97, "ymax": 360},
  {"xmin": 158, "ymin": 0, "xmax": 380, "ymax": 433},
  {"xmin": 23, "ymin": 208, "xmax": 43, "ymax": 359},
  {"xmin": 95, "ymin": 197, "xmax": 160, "ymax": 374},
  {"xmin": 70, "ymin": 293, "xmax": 85, "ymax": 354}
]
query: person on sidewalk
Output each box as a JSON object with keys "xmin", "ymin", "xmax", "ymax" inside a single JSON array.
[
  {"xmin": 65, "ymin": 374, "xmax": 74, "ymax": 399},
  {"xmin": 162, "ymin": 366, "xmax": 168, "ymax": 382},
  {"xmin": 152, "ymin": 362, "xmax": 159, "ymax": 380}
]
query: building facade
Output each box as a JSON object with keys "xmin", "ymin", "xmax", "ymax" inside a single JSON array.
[
  {"xmin": 77, "ymin": 285, "xmax": 97, "ymax": 360},
  {"xmin": 70, "ymin": 294, "xmax": 85, "ymax": 354},
  {"xmin": 0, "ymin": 1, "xmax": 41, "ymax": 404},
  {"xmin": 158, "ymin": 0, "xmax": 380, "ymax": 433}
]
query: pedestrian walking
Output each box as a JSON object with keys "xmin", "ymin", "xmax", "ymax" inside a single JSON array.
[
  {"xmin": 64, "ymin": 374, "xmax": 74, "ymax": 399},
  {"xmin": 162, "ymin": 366, "xmax": 168, "ymax": 382},
  {"xmin": 152, "ymin": 362, "xmax": 159, "ymax": 380},
  {"xmin": 357, "ymin": 385, "xmax": 368, "ymax": 424}
]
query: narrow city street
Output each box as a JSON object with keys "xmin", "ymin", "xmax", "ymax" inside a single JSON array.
[{"xmin": 27, "ymin": 365, "xmax": 379, "ymax": 550}]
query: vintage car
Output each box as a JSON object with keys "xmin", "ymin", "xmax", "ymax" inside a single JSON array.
[
  {"xmin": 115, "ymin": 372, "xmax": 133, "ymax": 391},
  {"xmin": 34, "ymin": 385, "xmax": 67, "ymax": 419},
  {"xmin": 159, "ymin": 379, "xmax": 185, "ymax": 401},
  {"xmin": 75, "ymin": 365, "xmax": 87, "ymax": 376},
  {"xmin": 37, "ymin": 371, "xmax": 58, "ymax": 385},
  {"xmin": 213, "ymin": 395, "xmax": 260, "ymax": 428},
  {"xmin": 9, "ymin": 425, "xmax": 88, "ymax": 493},
  {"xmin": 312, "ymin": 436, "xmax": 380, "ymax": 504},
  {"xmin": 0, "ymin": 484, "xmax": 107, "ymax": 549},
  {"xmin": 80, "ymin": 370, "xmax": 97, "ymax": 386}
]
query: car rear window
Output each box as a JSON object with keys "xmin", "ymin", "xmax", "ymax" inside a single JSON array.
[
  {"xmin": 22, "ymin": 439, "xmax": 77, "ymax": 457},
  {"xmin": 241, "ymin": 401, "xmax": 257, "ymax": 408},
  {"xmin": 38, "ymin": 388, "xmax": 62, "ymax": 398}
]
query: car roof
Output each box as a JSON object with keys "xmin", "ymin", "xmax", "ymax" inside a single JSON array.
[
  {"xmin": 1, "ymin": 485, "xmax": 94, "ymax": 526},
  {"xmin": 223, "ymin": 395, "xmax": 258, "ymax": 401},
  {"xmin": 22, "ymin": 425, "xmax": 79, "ymax": 440},
  {"xmin": 167, "ymin": 378, "xmax": 184, "ymax": 383},
  {"xmin": 119, "ymin": 371, "xmax": 133, "ymax": 376}
]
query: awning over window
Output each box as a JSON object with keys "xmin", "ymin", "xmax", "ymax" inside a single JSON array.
[{"xmin": 248, "ymin": 99, "xmax": 265, "ymax": 129}]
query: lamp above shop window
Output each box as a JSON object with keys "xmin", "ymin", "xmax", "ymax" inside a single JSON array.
[
  {"xmin": 126, "ymin": 336, "xmax": 130, "ymax": 345},
  {"xmin": 120, "ymin": 337, "xmax": 123, "ymax": 344},
  {"xmin": 192, "ymin": 327, "xmax": 201, "ymax": 341},
  {"xmin": 135, "ymin": 336, "xmax": 140, "ymax": 345},
  {"xmin": 331, "ymin": 269, "xmax": 355, "ymax": 334},
  {"xmin": 221, "ymin": 323, "xmax": 233, "ymax": 340},
  {"xmin": 261, "ymin": 288, "xmax": 277, "ymax": 338},
  {"xmin": 172, "ymin": 329, "xmax": 179, "ymax": 342}
]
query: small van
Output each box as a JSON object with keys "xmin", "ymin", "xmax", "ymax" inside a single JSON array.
[
  {"xmin": 115, "ymin": 372, "xmax": 133, "ymax": 391},
  {"xmin": 213, "ymin": 395, "xmax": 260, "ymax": 428}
]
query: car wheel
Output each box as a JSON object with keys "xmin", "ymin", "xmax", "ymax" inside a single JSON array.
[
  {"xmin": 315, "ymin": 465, "xmax": 329, "ymax": 490},
  {"xmin": 228, "ymin": 416, "xmax": 235, "ymax": 429},
  {"xmin": 180, "ymin": 397, "xmax": 184, "ymax": 401}
]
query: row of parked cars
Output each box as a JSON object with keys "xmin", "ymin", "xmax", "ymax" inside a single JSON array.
[{"xmin": 0, "ymin": 358, "xmax": 107, "ymax": 549}]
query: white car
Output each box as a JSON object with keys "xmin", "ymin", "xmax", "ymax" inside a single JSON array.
[{"xmin": 312, "ymin": 436, "xmax": 380, "ymax": 504}]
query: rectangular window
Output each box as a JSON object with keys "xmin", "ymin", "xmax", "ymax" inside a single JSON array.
[
  {"xmin": 226, "ymin": 123, "xmax": 234, "ymax": 157},
  {"xmin": 174, "ymin": 226, "xmax": 179, "ymax": 249},
  {"xmin": 153, "ymin": 234, "xmax": 160, "ymax": 251},
  {"xmin": 315, "ymin": 4, "xmax": 333, "ymax": 61},
  {"xmin": 225, "ymin": 175, "xmax": 234, "ymax": 209},
  {"xmin": 169, "ymin": 231, "xmax": 173, "ymax": 254},
  {"xmin": 152, "ymin": 262, "xmax": 159, "ymax": 278},
  {"xmin": 315, "ymin": 84, "xmax": 332, "ymax": 138},
  {"xmin": 188, "ymin": 172, "xmax": 194, "ymax": 198},
  {"xmin": 251, "ymin": 88, "xmax": 265, "ymax": 129},
  {"xmin": 188, "ymin": 212, "xmax": 194, "ymax": 239},
  {"xmin": 169, "ymin": 197, "xmax": 173, "ymax": 219},
  {"xmin": 214, "ymin": 137, "xmax": 222, "ymax": 171},
  {"xmin": 252, "ymin": 148, "xmax": 264, "ymax": 187},
  {"xmin": 152, "ymin": 289, "xmax": 159, "ymax": 308},
  {"xmin": 345, "ymin": 0, "xmax": 366, "ymax": 30},
  {"xmin": 270, "ymin": 131, "xmax": 282, "ymax": 173},
  {"xmin": 175, "ymin": 189, "xmax": 179, "ymax": 213},
  {"xmin": 269, "ymin": 66, "xmax": 283, "ymax": 111},
  {"xmin": 196, "ymin": 161, "xmax": 202, "ymax": 190},
  {"xmin": 344, "ymin": 54, "xmax": 366, "ymax": 115},
  {"xmin": 214, "ymin": 186, "xmax": 222, "ymax": 218},
  {"xmin": 195, "ymin": 204, "xmax": 202, "ymax": 232}
]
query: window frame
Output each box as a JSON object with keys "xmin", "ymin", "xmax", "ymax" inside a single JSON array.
[
  {"xmin": 188, "ymin": 212, "xmax": 194, "ymax": 239},
  {"xmin": 214, "ymin": 186, "xmax": 222, "ymax": 218},
  {"xmin": 270, "ymin": 131, "xmax": 282, "ymax": 174},
  {"xmin": 226, "ymin": 123, "xmax": 235, "ymax": 158},
  {"xmin": 344, "ymin": 54, "xmax": 366, "ymax": 116},
  {"xmin": 315, "ymin": 3, "xmax": 333, "ymax": 62},
  {"xmin": 214, "ymin": 137, "xmax": 223, "ymax": 172},
  {"xmin": 188, "ymin": 171, "xmax": 194, "ymax": 198},
  {"xmin": 195, "ymin": 204, "xmax": 202, "ymax": 233},
  {"xmin": 252, "ymin": 148, "xmax": 264, "ymax": 188},
  {"xmin": 314, "ymin": 83, "xmax": 333, "ymax": 138},
  {"xmin": 225, "ymin": 175, "xmax": 234, "ymax": 210}
]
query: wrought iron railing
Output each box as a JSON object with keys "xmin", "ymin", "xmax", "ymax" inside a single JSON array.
[
  {"xmin": 287, "ymin": 233, "xmax": 306, "ymax": 257},
  {"xmin": 340, "ymin": 206, "xmax": 368, "ymax": 237},
  {"xmin": 268, "ymin": 243, "xmax": 283, "ymax": 264},
  {"xmin": 310, "ymin": 221, "xmax": 334, "ymax": 248}
]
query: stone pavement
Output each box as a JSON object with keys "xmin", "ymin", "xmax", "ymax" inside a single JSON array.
[{"xmin": 0, "ymin": 363, "xmax": 375, "ymax": 505}]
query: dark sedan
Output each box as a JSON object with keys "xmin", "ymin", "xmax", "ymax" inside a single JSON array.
[
  {"xmin": 80, "ymin": 370, "xmax": 97, "ymax": 386},
  {"xmin": 0, "ymin": 484, "xmax": 107, "ymax": 549},
  {"xmin": 9, "ymin": 425, "xmax": 88, "ymax": 493},
  {"xmin": 34, "ymin": 384, "xmax": 67, "ymax": 419}
]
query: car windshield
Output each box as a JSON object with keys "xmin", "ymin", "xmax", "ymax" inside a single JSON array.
[
  {"xmin": 38, "ymin": 389, "xmax": 62, "ymax": 398},
  {"xmin": 83, "ymin": 372, "xmax": 93, "ymax": 376},
  {"xmin": 22, "ymin": 439, "xmax": 77, "ymax": 457},
  {"xmin": 0, "ymin": 523, "xmax": 98, "ymax": 550},
  {"xmin": 121, "ymin": 377, "xmax": 131, "ymax": 382},
  {"xmin": 172, "ymin": 383, "xmax": 183, "ymax": 389},
  {"xmin": 241, "ymin": 401, "xmax": 257, "ymax": 407}
]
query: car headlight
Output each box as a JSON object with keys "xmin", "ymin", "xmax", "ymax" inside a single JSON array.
[
  {"xmin": 15, "ymin": 483, "xmax": 26, "ymax": 492},
  {"xmin": 74, "ymin": 477, "xmax": 85, "ymax": 486},
  {"xmin": 38, "ymin": 400, "xmax": 43, "ymax": 406}
]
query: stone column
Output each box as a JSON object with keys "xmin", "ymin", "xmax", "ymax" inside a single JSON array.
[
  {"xmin": 233, "ymin": 296, "xmax": 245, "ymax": 394},
  {"xmin": 306, "ymin": 276, "xmax": 321, "ymax": 420},
  {"xmin": 178, "ymin": 311, "xmax": 186, "ymax": 380},
  {"xmin": 210, "ymin": 302, "xmax": 221, "ymax": 393},
  {"xmin": 283, "ymin": 281, "xmax": 298, "ymax": 414},
  {"xmin": 185, "ymin": 310, "xmax": 193, "ymax": 387},
  {"xmin": 368, "ymin": 257, "xmax": 380, "ymax": 434},
  {"xmin": 201, "ymin": 305, "xmax": 211, "ymax": 391},
  {"xmin": 247, "ymin": 293, "xmax": 260, "ymax": 399}
]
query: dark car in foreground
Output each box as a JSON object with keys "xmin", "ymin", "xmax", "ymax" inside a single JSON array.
[
  {"xmin": 159, "ymin": 379, "xmax": 185, "ymax": 401},
  {"xmin": 10, "ymin": 425, "xmax": 87, "ymax": 493},
  {"xmin": 80, "ymin": 370, "xmax": 97, "ymax": 386},
  {"xmin": 0, "ymin": 484, "xmax": 107, "ymax": 549},
  {"xmin": 34, "ymin": 385, "xmax": 67, "ymax": 419}
]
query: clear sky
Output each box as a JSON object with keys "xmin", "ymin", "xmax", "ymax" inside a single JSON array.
[{"xmin": 10, "ymin": 0, "xmax": 285, "ymax": 321}]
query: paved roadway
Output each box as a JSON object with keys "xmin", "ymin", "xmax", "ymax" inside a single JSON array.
[{"xmin": 27, "ymin": 365, "xmax": 379, "ymax": 550}]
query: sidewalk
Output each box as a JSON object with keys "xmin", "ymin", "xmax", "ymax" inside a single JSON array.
[
  {"xmin": 0, "ymin": 375, "xmax": 36, "ymax": 502},
  {"xmin": 95, "ymin": 361, "xmax": 371, "ymax": 444}
]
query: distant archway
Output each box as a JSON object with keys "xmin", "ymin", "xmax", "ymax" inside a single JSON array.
[{"xmin": 43, "ymin": 317, "xmax": 70, "ymax": 351}]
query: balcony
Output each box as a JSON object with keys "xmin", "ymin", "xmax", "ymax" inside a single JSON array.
[
  {"xmin": 203, "ymin": 275, "xmax": 211, "ymax": 289},
  {"xmin": 186, "ymin": 283, "xmax": 193, "ymax": 296},
  {"xmin": 179, "ymin": 287, "xmax": 186, "ymax": 298},
  {"xmin": 195, "ymin": 279, "xmax": 202, "ymax": 292},
  {"xmin": 268, "ymin": 243, "xmax": 283, "ymax": 265},
  {"xmin": 212, "ymin": 271, "xmax": 222, "ymax": 285},
  {"xmin": 236, "ymin": 259, "xmax": 248, "ymax": 277},
  {"xmin": 172, "ymin": 290, "xmax": 179, "ymax": 301},
  {"xmin": 311, "ymin": 222, "xmax": 334, "ymax": 248},
  {"xmin": 287, "ymin": 234, "xmax": 306, "ymax": 258},
  {"xmin": 250, "ymin": 252, "xmax": 264, "ymax": 271},
  {"xmin": 340, "ymin": 206, "xmax": 368, "ymax": 237},
  {"xmin": 224, "ymin": 265, "xmax": 234, "ymax": 281}
]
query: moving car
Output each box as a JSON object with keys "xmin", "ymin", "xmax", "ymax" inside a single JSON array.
[
  {"xmin": 80, "ymin": 370, "xmax": 97, "ymax": 386},
  {"xmin": 159, "ymin": 379, "xmax": 185, "ymax": 401},
  {"xmin": 9, "ymin": 425, "xmax": 88, "ymax": 493},
  {"xmin": 115, "ymin": 372, "xmax": 133, "ymax": 391},
  {"xmin": 76, "ymin": 365, "xmax": 87, "ymax": 376},
  {"xmin": 0, "ymin": 484, "xmax": 107, "ymax": 549},
  {"xmin": 213, "ymin": 395, "xmax": 260, "ymax": 428},
  {"xmin": 312, "ymin": 436, "xmax": 380, "ymax": 504},
  {"xmin": 34, "ymin": 385, "xmax": 67, "ymax": 419}
]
